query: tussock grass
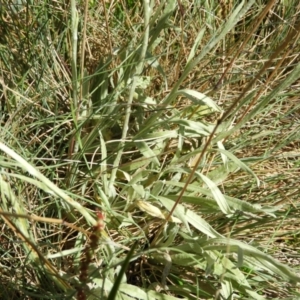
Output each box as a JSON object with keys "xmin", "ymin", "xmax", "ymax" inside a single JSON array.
[{"xmin": 0, "ymin": 0, "xmax": 300, "ymax": 299}]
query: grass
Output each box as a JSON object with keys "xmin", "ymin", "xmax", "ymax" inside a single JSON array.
[{"xmin": 0, "ymin": 0, "xmax": 300, "ymax": 299}]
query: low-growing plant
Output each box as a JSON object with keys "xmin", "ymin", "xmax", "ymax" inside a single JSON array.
[{"xmin": 0, "ymin": 0, "xmax": 299, "ymax": 299}]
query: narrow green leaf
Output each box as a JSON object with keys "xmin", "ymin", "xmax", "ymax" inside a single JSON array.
[
  {"xmin": 107, "ymin": 241, "xmax": 138, "ymax": 300},
  {"xmin": 119, "ymin": 284, "xmax": 148, "ymax": 299},
  {"xmin": 187, "ymin": 28, "xmax": 206, "ymax": 63},
  {"xmin": 135, "ymin": 141, "xmax": 160, "ymax": 167},
  {"xmin": 157, "ymin": 196, "xmax": 223, "ymax": 238},
  {"xmin": 237, "ymin": 246, "xmax": 244, "ymax": 268},
  {"xmin": 197, "ymin": 172, "xmax": 233, "ymax": 215},
  {"xmin": 217, "ymin": 149, "xmax": 260, "ymax": 186},
  {"xmin": 176, "ymin": 89, "xmax": 222, "ymax": 112}
]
